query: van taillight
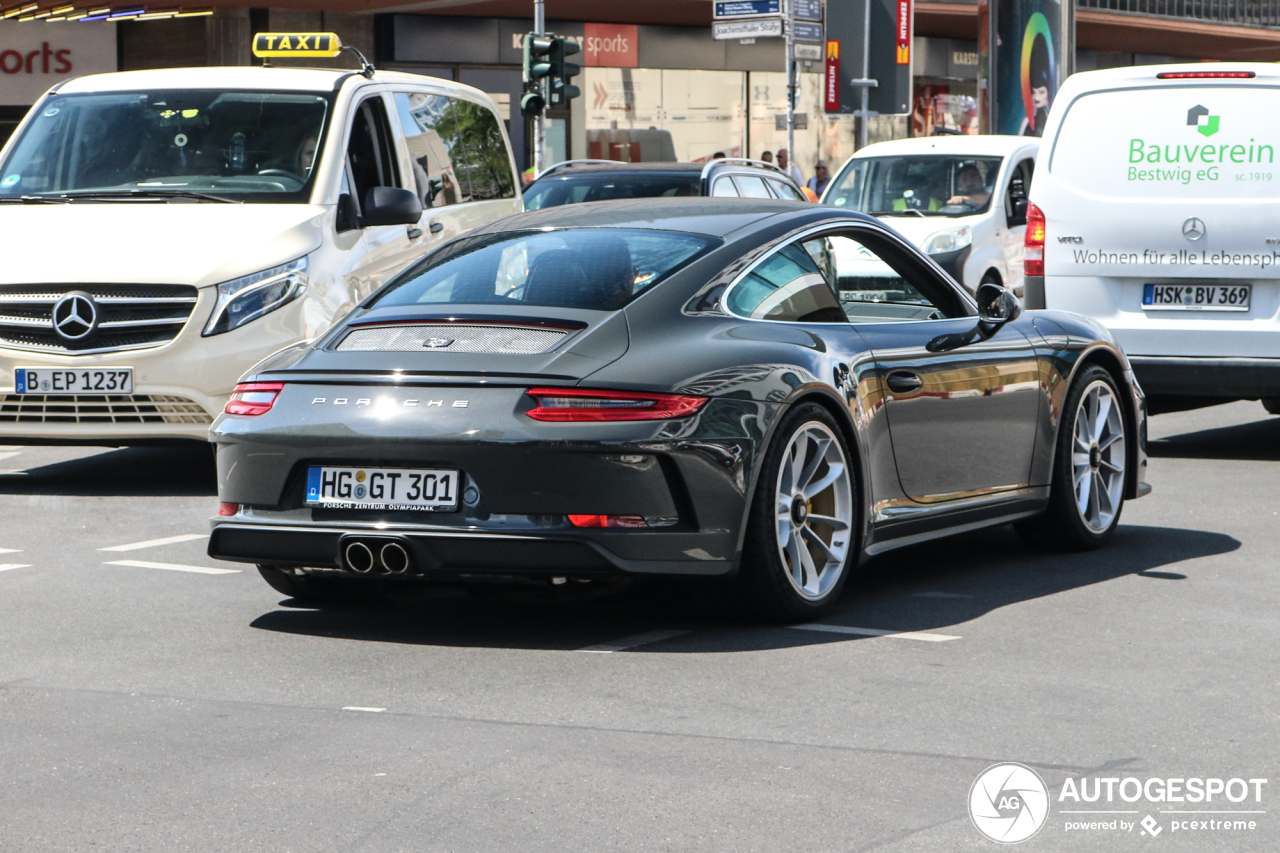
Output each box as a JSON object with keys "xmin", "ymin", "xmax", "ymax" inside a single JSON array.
[{"xmin": 1024, "ymin": 203, "xmax": 1046, "ymax": 276}]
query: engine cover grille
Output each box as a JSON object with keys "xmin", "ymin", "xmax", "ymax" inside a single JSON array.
[
  {"xmin": 0, "ymin": 284, "xmax": 199, "ymax": 354},
  {"xmin": 0, "ymin": 394, "xmax": 212, "ymax": 424},
  {"xmin": 337, "ymin": 324, "xmax": 569, "ymax": 355}
]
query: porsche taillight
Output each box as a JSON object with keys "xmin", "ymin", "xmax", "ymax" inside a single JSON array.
[
  {"xmin": 224, "ymin": 382, "xmax": 284, "ymax": 416},
  {"xmin": 1024, "ymin": 203, "xmax": 1046, "ymax": 276},
  {"xmin": 525, "ymin": 388, "xmax": 708, "ymax": 422}
]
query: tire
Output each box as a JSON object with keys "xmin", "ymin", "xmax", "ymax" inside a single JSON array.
[
  {"xmin": 1016, "ymin": 365, "xmax": 1128, "ymax": 550},
  {"xmin": 731, "ymin": 403, "xmax": 858, "ymax": 622},
  {"xmin": 256, "ymin": 565, "xmax": 383, "ymax": 604},
  {"xmin": 1262, "ymin": 398, "xmax": 1280, "ymax": 415}
]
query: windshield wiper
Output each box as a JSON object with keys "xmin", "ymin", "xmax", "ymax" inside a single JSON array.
[
  {"xmin": 50, "ymin": 189, "xmax": 241, "ymax": 204},
  {"xmin": 0, "ymin": 195, "xmax": 73, "ymax": 204}
]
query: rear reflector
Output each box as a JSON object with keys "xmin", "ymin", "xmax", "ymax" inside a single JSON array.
[
  {"xmin": 1024, "ymin": 202, "xmax": 1046, "ymax": 276},
  {"xmin": 224, "ymin": 382, "xmax": 284, "ymax": 416},
  {"xmin": 218, "ymin": 502, "xmax": 239, "ymax": 517},
  {"xmin": 1157, "ymin": 71, "xmax": 1255, "ymax": 79},
  {"xmin": 568, "ymin": 514, "xmax": 649, "ymax": 528},
  {"xmin": 526, "ymin": 387, "xmax": 708, "ymax": 422}
]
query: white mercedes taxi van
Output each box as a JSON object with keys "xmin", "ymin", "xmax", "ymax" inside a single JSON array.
[
  {"xmin": 1027, "ymin": 63, "xmax": 1280, "ymax": 412},
  {"xmin": 0, "ymin": 33, "xmax": 521, "ymax": 443},
  {"xmin": 822, "ymin": 134, "xmax": 1039, "ymax": 295}
]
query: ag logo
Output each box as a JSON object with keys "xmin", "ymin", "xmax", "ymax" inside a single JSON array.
[
  {"xmin": 969, "ymin": 763, "xmax": 1050, "ymax": 844},
  {"xmin": 1187, "ymin": 104, "xmax": 1219, "ymax": 137}
]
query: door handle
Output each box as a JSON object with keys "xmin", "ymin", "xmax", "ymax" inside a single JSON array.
[
  {"xmin": 406, "ymin": 226, "xmax": 423, "ymax": 239},
  {"xmin": 429, "ymin": 221, "xmax": 444, "ymax": 234},
  {"xmin": 885, "ymin": 371, "xmax": 923, "ymax": 393}
]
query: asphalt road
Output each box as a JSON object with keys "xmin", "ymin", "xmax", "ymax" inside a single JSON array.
[{"xmin": 0, "ymin": 401, "xmax": 1276, "ymax": 852}]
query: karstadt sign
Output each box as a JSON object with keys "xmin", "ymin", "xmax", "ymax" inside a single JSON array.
[{"xmin": 0, "ymin": 21, "xmax": 116, "ymax": 106}]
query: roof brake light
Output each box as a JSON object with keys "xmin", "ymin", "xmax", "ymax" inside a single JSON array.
[{"xmin": 1157, "ymin": 71, "xmax": 1256, "ymax": 79}]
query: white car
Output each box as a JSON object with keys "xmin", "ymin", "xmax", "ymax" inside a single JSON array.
[
  {"xmin": 1027, "ymin": 62, "xmax": 1280, "ymax": 413},
  {"xmin": 0, "ymin": 48, "xmax": 521, "ymax": 444},
  {"xmin": 821, "ymin": 135, "xmax": 1038, "ymax": 296}
]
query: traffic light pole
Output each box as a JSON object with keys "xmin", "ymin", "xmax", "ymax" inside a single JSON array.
[
  {"xmin": 533, "ymin": 0, "xmax": 546, "ymax": 176},
  {"xmin": 784, "ymin": 0, "xmax": 795, "ymax": 170}
]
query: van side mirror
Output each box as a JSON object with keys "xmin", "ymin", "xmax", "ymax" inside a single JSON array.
[
  {"xmin": 1008, "ymin": 198, "xmax": 1029, "ymax": 228},
  {"xmin": 362, "ymin": 186, "xmax": 423, "ymax": 227},
  {"xmin": 336, "ymin": 193, "xmax": 360, "ymax": 233}
]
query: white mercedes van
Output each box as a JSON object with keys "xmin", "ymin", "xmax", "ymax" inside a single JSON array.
[
  {"xmin": 822, "ymin": 135, "xmax": 1039, "ymax": 295},
  {"xmin": 1027, "ymin": 63, "xmax": 1280, "ymax": 412},
  {"xmin": 0, "ymin": 49, "xmax": 521, "ymax": 444}
]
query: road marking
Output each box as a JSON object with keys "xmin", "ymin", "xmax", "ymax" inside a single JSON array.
[
  {"xmin": 342, "ymin": 707, "xmax": 386, "ymax": 713},
  {"xmin": 0, "ymin": 564, "xmax": 31, "ymax": 572},
  {"xmin": 912, "ymin": 591, "xmax": 972, "ymax": 599},
  {"xmin": 99, "ymin": 533, "xmax": 208, "ymax": 552},
  {"xmin": 0, "ymin": 548, "xmax": 20, "ymax": 554},
  {"xmin": 790, "ymin": 623, "xmax": 961, "ymax": 642},
  {"xmin": 577, "ymin": 629, "xmax": 690, "ymax": 653},
  {"xmin": 104, "ymin": 560, "xmax": 239, "ymax": 575}
]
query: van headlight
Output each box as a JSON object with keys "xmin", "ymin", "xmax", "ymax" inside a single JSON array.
[
  {"xmin": 922, "ymin": 227, "xmax": 973, "ymax": 255},
  {"xmin": 203, "ymin": 257, "xmax": 307, "ymax": 336}
]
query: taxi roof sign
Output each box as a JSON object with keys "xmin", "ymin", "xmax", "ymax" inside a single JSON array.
[{"xmin": 252, "ymin": 33, "xmax": 343, "ymax": 58}]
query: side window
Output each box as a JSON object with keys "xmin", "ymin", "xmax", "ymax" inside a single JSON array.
[
  {"xmin": 393, "ymin": 91, "xmax": 463, "ymax": 208},
  {"xmin": 733, "ymin": 174, "xmax": 772, "ymax": 199},
  {"xmin": 822, "ymin": 231, "xmax": 962, "ymax": 323},
  {"xmin": 1005, "ymin": 157, "xmax": 1034, "ymax": 224},
  {"xmin": 711, "ymin": 176, "xmax": 739, "ymax": 197},
  {"xmin": 725, "ymin": 240, "xmax": 846, "ymax": 323},
  {"xmin": 346, "ymin": 96, "xmax": 401, "ymax": 208},
  {"xmin": 448, "ymin": 99, "xmax": 516, "ymax": 202},
  {"xmin": 768, "ymin": 179, "xmax": 805, "ymax": 201}
]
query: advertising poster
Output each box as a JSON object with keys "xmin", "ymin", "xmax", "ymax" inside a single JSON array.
[{"xmin": 993, "ymin": 0, "xmax": 1072, "ymax": 136}]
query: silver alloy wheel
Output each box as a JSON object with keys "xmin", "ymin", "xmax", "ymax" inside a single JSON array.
[
  {"xmin": 774, "ymin": 421, "xmax": 853, "ymax": 600},
  {"xmin": 1071, "ymin": 379, "xmax": 1126, "ymax": 533}
]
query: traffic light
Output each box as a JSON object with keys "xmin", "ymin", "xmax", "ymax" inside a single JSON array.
[
  {"xmin": 521, "ymin": 33, "xmax": 555, "ymax": 117},
  {"xmin": 523, "ymin": 34, "xmax": 555, "ymax": 84},
  {"xmin": 550, "ymin": 38, "xmax": 581, "ymax": 105}
]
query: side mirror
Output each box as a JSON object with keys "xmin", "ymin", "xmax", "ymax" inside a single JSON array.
[
  {"xmin": 1008, "ymin": 198, "xmax": 1029, "ymax": 228},
  {"xmin": 977, "ymin": 281, "xmax": 1022, "ymax": 325},
  {"xmin": 362, "ymin": 186, "xmax": 423, "ymax": 227}
]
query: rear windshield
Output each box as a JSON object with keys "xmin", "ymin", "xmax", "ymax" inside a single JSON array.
[
  {"xmin": 1050, "ymin": 86, "xmax": 1280, "ymax": 199},
  {"xmin": 524, "ymin": 173, "xmax": 701, "ymax": 208},
  {"xmin": 372, "ymin": 228, "xmax": 717, "ymax": 311}
]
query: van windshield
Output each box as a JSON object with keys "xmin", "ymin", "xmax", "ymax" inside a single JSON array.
[
  {"xmin": 1049, "ymin": 86, "xmax": 1280, "ymax": 199},
  {"xmin": 825, "ymin": 155, "xmax": 1003, "ymax": 217},
  {"xmin": 0, "ymin": 90, "xmax": 331, "ymax": 203}
]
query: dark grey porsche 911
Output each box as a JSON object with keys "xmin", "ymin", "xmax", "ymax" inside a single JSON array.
[{"xmin": 208, "ymin": 198, "xmax": 1150, "ymax": 620}]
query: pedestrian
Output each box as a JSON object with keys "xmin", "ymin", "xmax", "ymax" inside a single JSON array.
[
  {"xmin": 760, "ymin": 151, "xmax": 774, "ymax": 164},
  {"xmin": 776, "ymin": 148, "xmax": 803, "ymax": 185},
  {"xmin": 807, "ymin": 160, "xmax": 830, "ymax": 197}
]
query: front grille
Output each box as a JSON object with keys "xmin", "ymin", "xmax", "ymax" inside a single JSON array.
[
  {"xmin": 337, "ymin": 324, "xmax": 569, "ymax": 354},
  {"xmin": 0, "ymin": 283, "xmax": 199, "ymax": 354},
  {"xmin": 0, "ymin": 394, "xmax": 212, "ymax": 424}
]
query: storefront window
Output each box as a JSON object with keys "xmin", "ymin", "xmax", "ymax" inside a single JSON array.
[{"xmin": 582, "ymin": 67, "xmax": 744, "ymax": 163}]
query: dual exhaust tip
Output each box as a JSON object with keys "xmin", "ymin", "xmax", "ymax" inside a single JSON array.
[{"xmin": 343, "ymin": 539, "xmax": 412, "ymax": 575}]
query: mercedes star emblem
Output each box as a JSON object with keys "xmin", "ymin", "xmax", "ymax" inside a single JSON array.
[
  {"xmin": 1182, "ymin": 217, "xmax": 1206, "ymax": 241},
  {"xmin": 52, "ymin": 292, "xmax": 99, "ymax": 341}
]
